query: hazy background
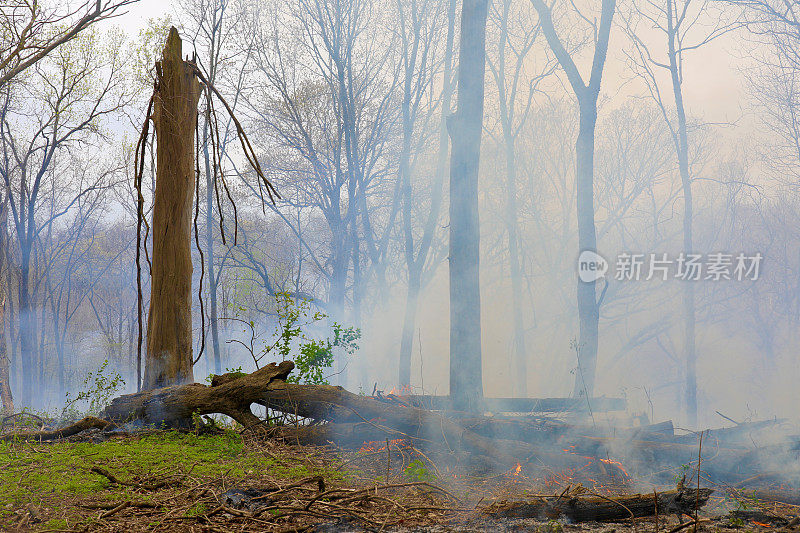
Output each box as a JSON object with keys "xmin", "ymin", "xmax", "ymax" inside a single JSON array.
[{"xmin": 1, "ymin": 0, "xmax": 796, "ymax": 431}]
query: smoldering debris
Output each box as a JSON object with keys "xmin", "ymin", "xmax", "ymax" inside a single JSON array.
[{"xmin": 3, "ymin": 361, "xmax": 800, "ymax": 531}]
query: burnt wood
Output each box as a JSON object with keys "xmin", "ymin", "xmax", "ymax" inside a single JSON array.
[{"xmin": 485, "ymin": 488, "xmax": 713, "ymax": 521}]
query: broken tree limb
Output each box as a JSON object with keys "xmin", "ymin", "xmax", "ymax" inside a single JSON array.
[
  {"xmin": 102, "ymin": 361, "xmax": 294, "ymax": 427},
  {"xmin": 0, "ymin": 416, "xmax": 111, "ymax": 441},
  {"xmin": 485, "ymin": 487, "xmax": 713, "ymax": 522}
]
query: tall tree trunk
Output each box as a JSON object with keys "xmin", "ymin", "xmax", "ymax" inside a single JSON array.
[
  {"xmin": 144, "ymin": 28, "xmax": 201, "ymax": 389},
  {"xmin": 448, "ymin": 0, "xmax": 488, "ymax": 412},
  {"xmin": 531, "ymin": 0, "xmax": 615, "ymax": 401},
  {"xmin": 203, "ymin": 118, "xmax": 222, "ymax": 375},
  {"xmin": 398, "ymin": 0, "xmax": 456, "ymax": 388},
  {"xmin": 6, "ymin": 256, "xmax": 18, "ymax": 404},
  {"xmin": 663, "ymin": 0, "xmax": 696, "ymax": 426},
  {"xmin": 504, "ymin": 134, "xmax": 527, "ymax": 396},
  {"xmin": 38, "ymin": 275, "xmax": 48, "ymax": 400},
  {"xmin": 0, "ymin": 201, "xmax": 12, "ymax": 414},
  {"xmin": 399, "ymin": 268, "xmax": 421, "ymax": 386},
  {"xmin": 0, "ymin": 295, "xmax": 11, "ymax": 415},
  {"xmin": 17, "ymin": 248, "xmax": 33, "ymax": 407},
  {"xmin": 571, "ymin": 100, "xmax": 600, "ymax": 398}
]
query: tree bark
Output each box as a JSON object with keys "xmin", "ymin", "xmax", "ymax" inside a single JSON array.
[
  {"xmin": 144, "ymin": 27, "xmax": 202, "ymax": 389},
  {"xmin": 448, "ymin": 0, "xmax": 489, "ymax": 412}
]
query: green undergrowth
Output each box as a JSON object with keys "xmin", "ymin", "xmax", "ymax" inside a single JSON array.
[{"xmin": 0, "ymin": 430, "xmax": 344, "ymax": 524}]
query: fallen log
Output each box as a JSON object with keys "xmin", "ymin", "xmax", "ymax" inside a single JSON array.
[
  {"xmin": 672, "ymin": 419, "xmax": 787, "ymax": 447},
  {"xmin": 102, "ymin": 361, "xmax": 294, "ymax": 428},
  {"xmin": 485, "ymin": 487, "xmax": 713, "ymax": 522},
  {"xmin": 102, "ymin": 364, "xmax": 546, "ymax": 469},
  {"xmin": 104, "ymin": 366, "xmax": 626, "ymax": 476},
  {"xmin": 405, "ymin": 395, "xmax": 627, "ymax": 413},
  {"xmin": 0, "ymin": 416, "xmax": 111, "ymax": 441},
  {"xmin": 256, "ymin": 382, "xmax": 548, "ymax": 467},
  {"xmin": 456, "ymin": 417, "xmax": 674, "ymax": 445},
  {"xmin": 733, "ymin": 488, "xmax": 800, "ymax": 506}
]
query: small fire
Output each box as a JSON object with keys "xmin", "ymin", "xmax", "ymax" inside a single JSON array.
[
  {"xmin": 752, "ymin": 522, "xmax": 772, "ymax": 528},
  {"xmin": 386, "ymin": 384, "xmax": 412, "ymax": 396},
  {"xmin": 513, "ymin": 463, "xmax": 522, "ymax": 476},
  {"xmin": 599, "ymin": 457, "xmax": 630, "ymax": 478},
  {"xmin": 358, "ymin": 438, "xmax": 408, "ymax": 453}
]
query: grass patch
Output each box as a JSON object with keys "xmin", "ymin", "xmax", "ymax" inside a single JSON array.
[{"xmin": 0, "ymin": 430, "xmax": 341, "ymax": 515}]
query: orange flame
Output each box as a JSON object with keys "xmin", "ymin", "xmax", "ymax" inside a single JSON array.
[
  {"xmin": 599, "ymin": 457, "xmax": 630, "ymax": 478},
  {"xmin": 513, "ymin": 463, "xmax": 522, "ymax": 476},
  {"xmin": 358, "ymin": 438, "xmax": 407, "ymax": 453},
  {"xmin": 386, "ymin": 384, "xmax": 412, "ymax": 396}
]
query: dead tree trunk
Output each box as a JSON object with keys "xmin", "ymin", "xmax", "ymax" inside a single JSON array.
[{"xmin": 144, "ymin": 28, "xmax": 202, "ymax": 389}]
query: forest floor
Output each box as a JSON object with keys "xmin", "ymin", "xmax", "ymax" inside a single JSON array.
[{"xmin": 0, "ymin": 427, "xmax": 797, "ymax": 532}]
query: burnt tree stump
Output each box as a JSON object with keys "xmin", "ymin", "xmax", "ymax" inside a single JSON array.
[{"xmin": 144, "ymin": 27, "xmax": 202, "ymax": 389}]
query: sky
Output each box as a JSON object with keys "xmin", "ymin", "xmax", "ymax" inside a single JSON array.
[{"xmin": 115, "ymin": 0, "xmax": 172, "ymax": 35}]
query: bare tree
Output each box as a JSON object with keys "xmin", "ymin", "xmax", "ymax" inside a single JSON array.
[
  {"xmin": 178, "ymin": 0, "xmax": 249, "ymax": 376},
  {"xmin": 0, "ymin": 196, "xmax": 12, "ymax": 414},
  {"xmin": 529, "ymin": 0, "xmax": 616, "ymax": 398},
  {"xmin": 0, "ymin": 28, "xmax": 129, "ymax": 407},
  {"xmin": 620, "ymin": 0, "xmax": 737, "ymax": 424},
  {"xmin": 0, "ymin": 0, "xmax": 138, "ymax": 89},
  {"xmin": 239, "ymin": 0, "xmax": 400, "ymax": 384},
  {"xmin": 485, "ymin": 0, "xmax": 555, "ymax": 396},
  {"xmin": 396, "ymin": 0, "xmax": 451, "ymax": 388}
]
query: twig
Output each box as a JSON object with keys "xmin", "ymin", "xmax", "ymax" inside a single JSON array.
[
  {"xmin": 715, "ymin": 411, "xmax": 740, "ymax": 425},
  {"xmin": 654, "ymin": 489, "xmax": 659, "ymax": 532},
  {"xmin": 386, "ymin": 438, "xmax": 391, "ymax": 480},
  {"xmin": 98, "ymin": 501, "xmax": 130, "ymax": 519},
  {"xmin": 668, "ymin": 519, "xmax": 709, "ymax": 533},
  {"xmin": 695, "ymin": 430, "xmax": 703, "ymax": 533}
]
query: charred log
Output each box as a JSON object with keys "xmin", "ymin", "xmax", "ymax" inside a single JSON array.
[
  {"xmin": 485, "ymin": 487, "xmax": 713, "ymax": 521},
  {"xmin": 407, "ymin": 395, "xmax": 626, "ymax": 413}
]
